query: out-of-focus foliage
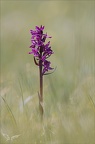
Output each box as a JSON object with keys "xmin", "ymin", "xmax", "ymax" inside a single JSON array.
[{"xmin": 1, "ymin": 1, "xmax": 95, "ymax": 144}]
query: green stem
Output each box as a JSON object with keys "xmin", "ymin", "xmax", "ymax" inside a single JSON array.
[{"xmin": 39, "ymin": 58, "xmax": 44, "ymax": 119}]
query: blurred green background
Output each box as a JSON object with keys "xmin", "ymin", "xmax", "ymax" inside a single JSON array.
[{"xmin": 1, "ymin": 1, "xmax": 95, "ymax": 144}]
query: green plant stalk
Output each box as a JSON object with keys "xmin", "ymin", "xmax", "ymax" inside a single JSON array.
[{"xmin": 39, "ymin": 57, "xmax": 44, "ymax": 119}]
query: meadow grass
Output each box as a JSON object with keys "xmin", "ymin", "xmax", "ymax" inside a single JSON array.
[
  {"xmin": 1, "ymin": 70, "xmax": 95, "ymax": 144},
  {"xmin": 1, "ymin": 1, "xmax": 95, "ymax": 144}
]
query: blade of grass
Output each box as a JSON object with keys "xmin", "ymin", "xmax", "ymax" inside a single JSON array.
[
  {"xmin": 1, "ymin": 97, "xmax": 17, "ymax": 128},
  {"xmin": 83, "ymin": 85, "xmax": 95, "ymax": 112},
  {"xmin": 86, "ymin": 93, "xmax": 95, "ymax": 112},
  {"xmin": 18, "ymin": 78, "xmax": 24, "ymax": 108},
  {"xmin": 18, "ymin": 77, "xmax": 29, "ymax": 124}
]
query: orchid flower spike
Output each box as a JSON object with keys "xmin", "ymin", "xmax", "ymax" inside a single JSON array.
[{"xmin": 29, "ymin": 25, "xmax": 54, "ymax": 75}]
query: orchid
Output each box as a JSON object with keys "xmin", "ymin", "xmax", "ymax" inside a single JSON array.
[
  {"xmin": 29, "ymin": 25, "xmax": 54, "ymax": 119},
  {"xmin": 29, "ymin": 25, "xmax": 54, "ymax": 75}
]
